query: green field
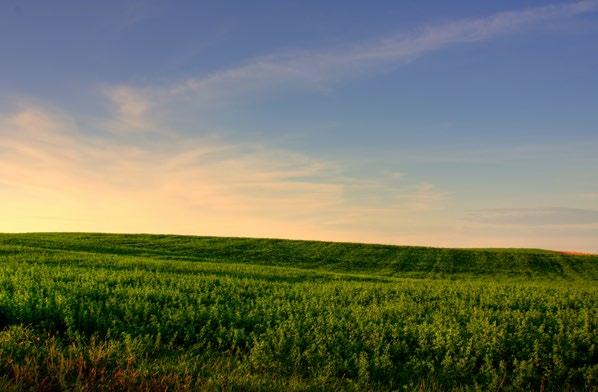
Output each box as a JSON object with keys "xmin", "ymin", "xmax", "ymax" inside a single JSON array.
[{"xmin": 0, "ymin": 233, "xmax": 596, "ymax": 391}]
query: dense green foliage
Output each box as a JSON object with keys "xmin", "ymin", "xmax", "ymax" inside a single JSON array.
[{"xmin": 0, "ymin": 233, "xmax": 596, "ymax": 391}]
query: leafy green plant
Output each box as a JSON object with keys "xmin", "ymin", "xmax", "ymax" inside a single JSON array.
[{"xmin": 0, "ymin": 233, "xmax": 595, "ymax": 391}]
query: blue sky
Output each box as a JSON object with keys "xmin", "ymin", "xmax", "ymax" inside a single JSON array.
[{"xmin": 1, "ymin": 0, "xmax": 597, "ymax": 252}]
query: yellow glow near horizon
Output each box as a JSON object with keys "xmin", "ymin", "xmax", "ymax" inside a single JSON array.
[{"xmin": 1, "ymin": 105, "xmax": 597, "ymax": 253}]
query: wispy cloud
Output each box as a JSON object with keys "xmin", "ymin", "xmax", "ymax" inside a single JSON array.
[
  {"xmin": 102, "ymin": 86, "xmax": 155, "ymax": 133},
  {"xmin": 0, "ymin": 105, "xmax": 445, "ymax": 241},
  {"xmin": 4, "ymin": 2, "xmax": 597, "ymax": 252},
  {"xmin": 465, "ymin": 207, "xmax": 598, "ymax": 226},
  {"xmin": 2, "ymin": 105, "xmax": 595, "ymax": 251},
  {"xmin": 153, "ymin": 1, "xmax": 598, "ymax": 103},
  {"xmin": 102, "ymin": 1, "xmax": 598, "ymax": 131}
]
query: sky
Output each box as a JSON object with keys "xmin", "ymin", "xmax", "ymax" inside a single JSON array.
[{"xmin": 1, "ymin": 0, "xmax": 597, "ymax": 252}]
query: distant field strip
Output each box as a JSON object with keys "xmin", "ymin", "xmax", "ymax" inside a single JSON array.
[{"xmin": 0, "ymin": 233, "xmax": 596, "ymax": 391}]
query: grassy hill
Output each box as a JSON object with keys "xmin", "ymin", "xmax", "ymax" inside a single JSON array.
[
  {"xmin": 0, "ymin": 233, "xmax": 596, "ymax": 391},
  {"xmin": 1, "ymin": 233, "xmax": 596, "ymax": 279}
]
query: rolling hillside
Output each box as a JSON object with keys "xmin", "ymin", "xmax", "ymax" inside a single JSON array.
[
  {"xmin": 1, "ymin": 233, "xmax": 596, "ymax": 279},
  {"xmin": 0, "ymin": 233, "xmax": 596, "ymax": 391}
]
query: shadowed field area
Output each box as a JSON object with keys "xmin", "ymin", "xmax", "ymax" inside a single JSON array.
[{"xmin": 0, "ymin": 233, "xmax": 596, "ymax": 391}]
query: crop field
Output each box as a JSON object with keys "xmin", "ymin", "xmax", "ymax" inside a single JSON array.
[{"xmin": 0, "ymin": 233, "xmax": 596, "ymax": 391}]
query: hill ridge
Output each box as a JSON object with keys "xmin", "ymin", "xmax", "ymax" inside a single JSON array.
[{"xmin": 1, "ymin": 232, "xmax": 595, "ymax": 280}]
